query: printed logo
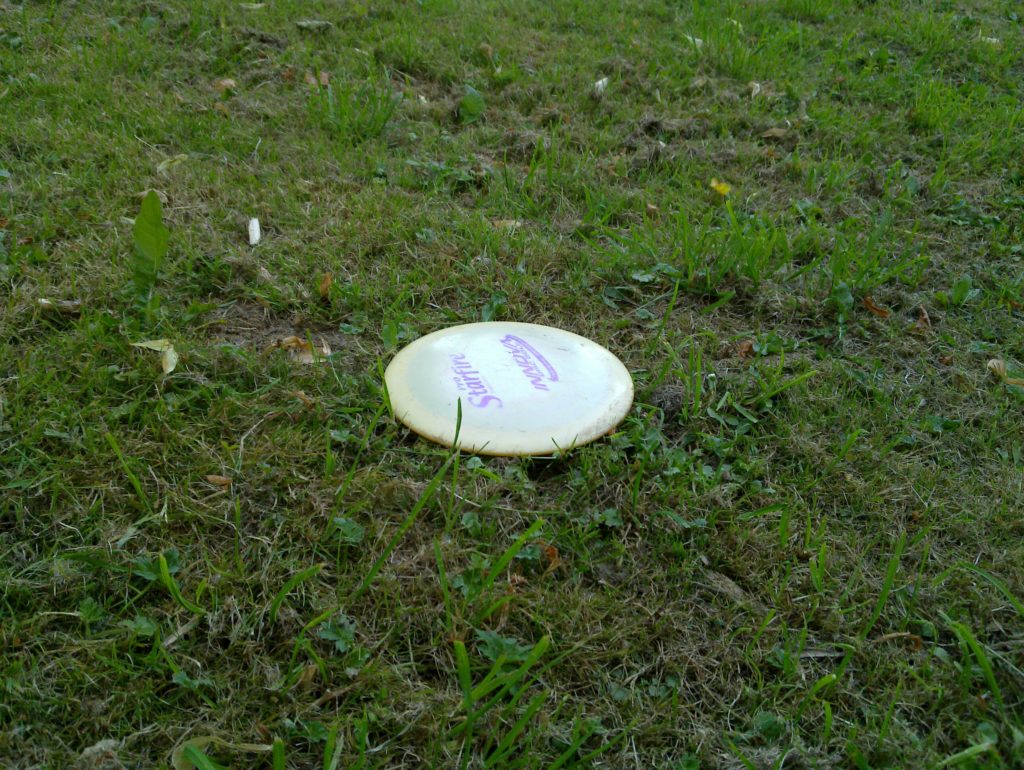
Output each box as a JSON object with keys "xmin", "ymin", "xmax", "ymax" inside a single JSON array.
[
  {"xmin": 449, "ymin": 353, "xmax": 503, "ymax": 408},
  {"xmin": 500, "ymin": 334, "xmax": 559, "ymax": 391}
]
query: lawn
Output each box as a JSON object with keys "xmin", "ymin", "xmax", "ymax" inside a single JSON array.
[{"xmin": 2, "ymin": 0, "xmax": 1023, "ymax": 767}]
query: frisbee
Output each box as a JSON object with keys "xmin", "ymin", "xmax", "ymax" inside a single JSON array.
[{"xmin": 384, "ymin": 322, "xmax": 633, "ymax": 456}]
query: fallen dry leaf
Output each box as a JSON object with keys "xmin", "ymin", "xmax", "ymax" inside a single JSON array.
[
  {"xmin": 213, "ymin": 101, "xmax": 230, "ymax": 116},
  {"xmin": 912, "ymin": 305, "xmax": 932, "ymax": 334},
  {"xmin": 319, "ymin": 272, "xmax": 333, "ymax": 300},
  {"xmin": 156, "ymin": 154, "xmax": 188, "ymax": 174},
  {"xmin": 272, "ymin": 334, "xmax": 310, "ymax": 353},
  {"xmin": 705, "ymin": 570, "xmax": 751, "ymax": 605},
  {"xmin": 318, "ymin": 70, "xmax": 330, "ymax": 86},
  {"xmin": 294, "ymin": 663, "xmax": 319, "ymax": 692},
  {"xmin": 540, "ymin": 542, "xmax": 564, "ymax": 573},
  {"xmin": 737, "ymin": 340, "xmax": 755, "ymax": 359},
  {"xmin": 747, "ymin": 81, "xmax": 762, "ymax": 98},
  {"xmin": 212, "ymin": 78, "xmax": 237, "ymax": 94},
  {"xmin": 295, "ymin": 19, "xmax": 332, "ymax": 31},
  {"xmin": 987, "ymin": 359, "xmax": 1007, "ymax": 378},
  {"xmin": 987, "ymin": 359, "xmax": 1024, "ymax": 386},
  {"xmin": 205, "ymin": 474, "xmax": 232, "ymax": 487},
  {"xmin": 292, "ymin": 390, "xmax": 316, "ymax": 409},
  {"xmin": 304, "ymin": 70, "xmax": 317, "ymax": 86},
  {"xmin": 872, "ymin": 631, "xmax": 923, "ymax": 651},
  {"xmin": 268, "ymin": 335, "xmax": 330, "ymax": 364},
  {"xmin": 132, "ymin": 339, "xmax": 179, "ymax": 374},
  {"xmin": 862, "ymin": 296, "xmax": 891, "ymax": 318},
  {"xmin": 688, "ymin": 75, "xmax": 710, "ymax": 93},
  {"xmin": 491, "ymin": 218, "xmax": 523, "ymax": 230},
  {"xmin": 760, "ymin": 126, "xmax": 789, "ymax": 141}
]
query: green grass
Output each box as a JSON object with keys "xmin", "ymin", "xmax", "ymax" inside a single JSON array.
[{"xmin": 2, "ymin": 0, "xmax": 1023, "ymax": 767}]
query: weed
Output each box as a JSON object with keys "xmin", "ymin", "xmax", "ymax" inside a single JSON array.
[{"xmin": 310, "ymin": 76, "xmax": 402, "ymax": 145}]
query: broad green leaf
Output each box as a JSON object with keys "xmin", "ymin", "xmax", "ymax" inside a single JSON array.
[
  {"xmin": 950, "ymin": 275, "xmax": 979, "ymax": 305},
  {"xmin": 332, "ymin": 516, "xmax": 365, "ymax": 545},
  {"xmin": 132, "ymin": 190, "xmax": 169, "ymax": 300},
  {"xmin": 382, "ymin": 320, "xmax": 399, "ymax": 350},
  {"xmin": 458, "ymin": 85, "xmax": 485, "ymax": 124},
  {"xmin": 475, "ymin": 629, "xmax": 533, "ymax": 663},
  {"xmin": 830, "ymin": 281, "xmax": 853, "ymax": 320},
  {"xmin": 318, "ymin": 613, "xmax": 356, "ymax": 653}
]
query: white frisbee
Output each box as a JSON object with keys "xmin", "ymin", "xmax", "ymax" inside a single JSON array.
[{"xmin": 384, "ymin": 322, "xmax": 633, "ymax": 456}]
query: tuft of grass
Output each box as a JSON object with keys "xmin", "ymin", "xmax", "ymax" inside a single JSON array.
[{"xmin": 309, "ymin": 76, "xmax": 402, "ymax": 146}]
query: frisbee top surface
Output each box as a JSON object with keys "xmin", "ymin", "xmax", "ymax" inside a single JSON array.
[{"xmin": 384, "ymin": 322, "xmax": 633, "ymax": 455}]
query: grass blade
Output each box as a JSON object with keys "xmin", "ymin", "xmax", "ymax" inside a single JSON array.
[
  {"xmin": 929, "ymin": 741, "xmax": 997, "ymax": 769},
  {"xmin": 353, "ymin": 453, "xmax": 455, "ymax": 601},
  {"xmin": 159, "ymin": 553, "xmax": 205, "ymax": 616},
  {"xmin": 105, "ymin": 432, "xmax": 153, "ymax": 515},
  {"xmin": 482, "ymin": 518, "xmax": 545, "ymax": 594},
  {"xmin": 435, "ymin": 539, "xmax": 454, "ymax": 633},
  {"xmin": 860, "ymin": 532, "xmax": 906, "ymax": 640},
  {"xmin": 323, "ymin": 723, "xmax": 342, "ymax": 770},
  {"xmin": 269, "ymin": 563, "xmax": 324, "ymax": 624},
  {"xmin": 938, "ymin": 563, "xmax": 1024, "ymax": 621},
  {"xmin": 181, "ymin": 746, "xmax": 227, "ymax": 770},
  {"xmin": 271, "ymin": 738, "xmax": 285, "ymax": 770},
  {"xmin": 945, "ymin": 617, "xmax": 1004, "ymax": 709},
  {"xmin": 484, "ymin": 691, "xmax": 549, "ymax": 768}
]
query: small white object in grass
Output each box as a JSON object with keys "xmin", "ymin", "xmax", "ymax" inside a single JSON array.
[
  {"xmin": 683, "ymin": 34, "xmax": 704, "ymax": 49},
  {"xmin": 385, "ymin": 322, "xmax": 633, "ymax": 456},
  {"xmin": 248, "ymin": 217, "xmax": 261, "ymax": 245},
  {"xmin": 37, "ymin": 298, "xmax": 82, "ymax": 314},
  {"xmin": 592, "ymin": 76, "xmax": 609, "ymax": 97}
]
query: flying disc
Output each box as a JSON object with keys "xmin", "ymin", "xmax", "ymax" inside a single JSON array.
[{"xmin": 384, "ymin": 322, "xmax": 633, "ymax": 456}]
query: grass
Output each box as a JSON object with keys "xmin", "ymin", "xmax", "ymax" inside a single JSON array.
[{"xmin": 1, "ymin": 0, "xmax": 1023, "ymax": 767}]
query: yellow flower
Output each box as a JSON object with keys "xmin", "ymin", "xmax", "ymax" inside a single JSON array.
[{"xmin": 710, "ymin": 178, "xmax": 731, "ymax": 196}]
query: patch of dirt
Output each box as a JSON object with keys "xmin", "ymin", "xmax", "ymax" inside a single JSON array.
[
  {"xmin": 238, "ymin": 27, "xmax": 287, "ymax": 50},
  {"xmin": 73, "ymin": 739, "xmax": 126, "ymax": 770},
  {"xmin": 646, "ymin": 383, "xmax": 687, "ymax": 416},
  {"xmin": 624, "ymin": 115, "xmax": 711, "ymax": 151},
  {"xmin": 501, "ymin": 129, "xmax": 551, "ymax": 161},
  {"xmin": 205, "ymin": 302, "xmax": 351, "ymax": 354}
]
